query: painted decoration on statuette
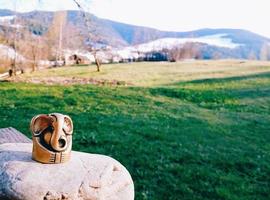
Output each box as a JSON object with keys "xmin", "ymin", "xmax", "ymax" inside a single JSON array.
[{"xmin": 30, "ymin": 113, "xmax": 73, "ymax": 164}]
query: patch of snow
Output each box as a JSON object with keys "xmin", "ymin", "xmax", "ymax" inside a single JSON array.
[
  {"xmin": 0, "ymin": 15, "xmax": 15, "ymax": 22},
  {"xmin": 132, "ymin": 34, "xmax": 242, "ymax": 53},
  {"xmin": 63, "ymin": 49, "xmax": 95, "ymax": 62},
  {"xmin": 0, "ymin": 16, "xmax": 24, "ymax": 28},
  {"xmin": 116, "ymin": 47, "xmax": 140, "ymax": 59},
  {"xmin": 196, "ymin": 34, "xmax": 241, "ymax": 48},
  {"xmin": 0, "ymin": 44, "xmax": 25, "ymax": 61},
  {"xmin": 6, "ymin": 24, "xmax": 23, "ymax": 28}
]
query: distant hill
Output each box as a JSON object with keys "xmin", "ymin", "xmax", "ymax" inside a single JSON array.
[
  {"xmin": 0, "ymin": 9, "xmax": 270, "ymax": 59},
  {"xmin": 0, "ymin": 9, "xmax": 14, "ymax": 16}
]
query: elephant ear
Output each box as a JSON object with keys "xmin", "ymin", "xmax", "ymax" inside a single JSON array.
[
  {"xmin": 30, "ymin": 114, "xmax": 53, "ymax": 137},
  {"xmin": 63, "ymin": 115, "xmax": 73, "ymax": 135}
]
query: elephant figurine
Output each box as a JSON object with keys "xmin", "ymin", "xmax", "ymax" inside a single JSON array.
[{"xmin": 30, "ymin": 113, "xmax": 73, "ymax": 164}]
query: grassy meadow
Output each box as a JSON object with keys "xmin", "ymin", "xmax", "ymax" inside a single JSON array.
[{"xmin": 1, "ymin": 60, "xmax": 270, "ymax": 200}]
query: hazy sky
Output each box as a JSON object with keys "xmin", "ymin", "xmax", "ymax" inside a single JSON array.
[{"xmin": 0, "ymin": 0, "xmax": 269, "ymax": 38}]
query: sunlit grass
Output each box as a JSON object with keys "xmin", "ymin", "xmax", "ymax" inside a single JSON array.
[
  {"xmin": 1, "ymin": 60, "xmax": 270, "ymax": 200},
  {"xmin": 14, "ymin": 60, "xmax": 270, "ymax": 86}
]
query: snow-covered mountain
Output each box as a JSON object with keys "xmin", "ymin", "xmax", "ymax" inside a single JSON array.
[
  {"xmin": 114, "ymin": 34, "xmax": 243, "ymax": 60},
  {"xmin": 132, "ymin": 34, "xmax": 242, "ymax": 52}
]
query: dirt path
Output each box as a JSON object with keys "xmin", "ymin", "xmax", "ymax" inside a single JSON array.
[{"xmin": 6, "ymin": 76, "xmax": 130, "ymax": 86}]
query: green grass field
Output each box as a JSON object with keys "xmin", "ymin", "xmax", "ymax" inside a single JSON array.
[{"xmin": 1, "ymin": 61, "xmax": 270, "ymax": 200}]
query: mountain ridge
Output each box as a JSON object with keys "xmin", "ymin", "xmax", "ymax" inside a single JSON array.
[{"xmin": 0, "ymin": 9, "xmax": 270, "ymax": 59}]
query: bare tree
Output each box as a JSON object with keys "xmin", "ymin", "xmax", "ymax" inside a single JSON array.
[
  {"xmin": 168, "ymin": 43, "xmax": 201, "ymax": 61},
  {"xmin": 90, "ymin": 47, "xmax": 101, "ymax": 71},
  {"xmin": 73, "ymin": 0, "xmax": 102, "ymax": 72},
  {"xmin": 25, "ymin": 35, "xmax": 43, "ymax": 72},
  {"xmin": 62, "ymin": 23, "xmax": 84, "ymax": 51},
  {"xmin": 260, "ymin": 43, "xmax": 270, "ymax": 61},
  {"xmin": 45, "ymin": 11, "xmax": 67, "ymax": 65},
  {"xmin": 0, "ymin": 23, "xmax": 13, "ymax": 72},
  {"xmin": 9, "ymin": 0, "xmax": 20, "ymax": 76},
  {"xmin": 248, "ymin": 50, "xmax": 257, "ymax": 60}
]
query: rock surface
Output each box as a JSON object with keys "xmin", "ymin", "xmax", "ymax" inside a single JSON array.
[
  {"xmin": 0, "ymin": 127, "xmax": 31, "ymax": 144},
  {"xmin": 0, "ymin": 143, "xmax": 134, "ymax": 200}
]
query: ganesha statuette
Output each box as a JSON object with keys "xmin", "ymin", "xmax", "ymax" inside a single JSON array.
[{"xmin": 30, "ymin": 113, "xmax": 73, "ymax": 164}]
